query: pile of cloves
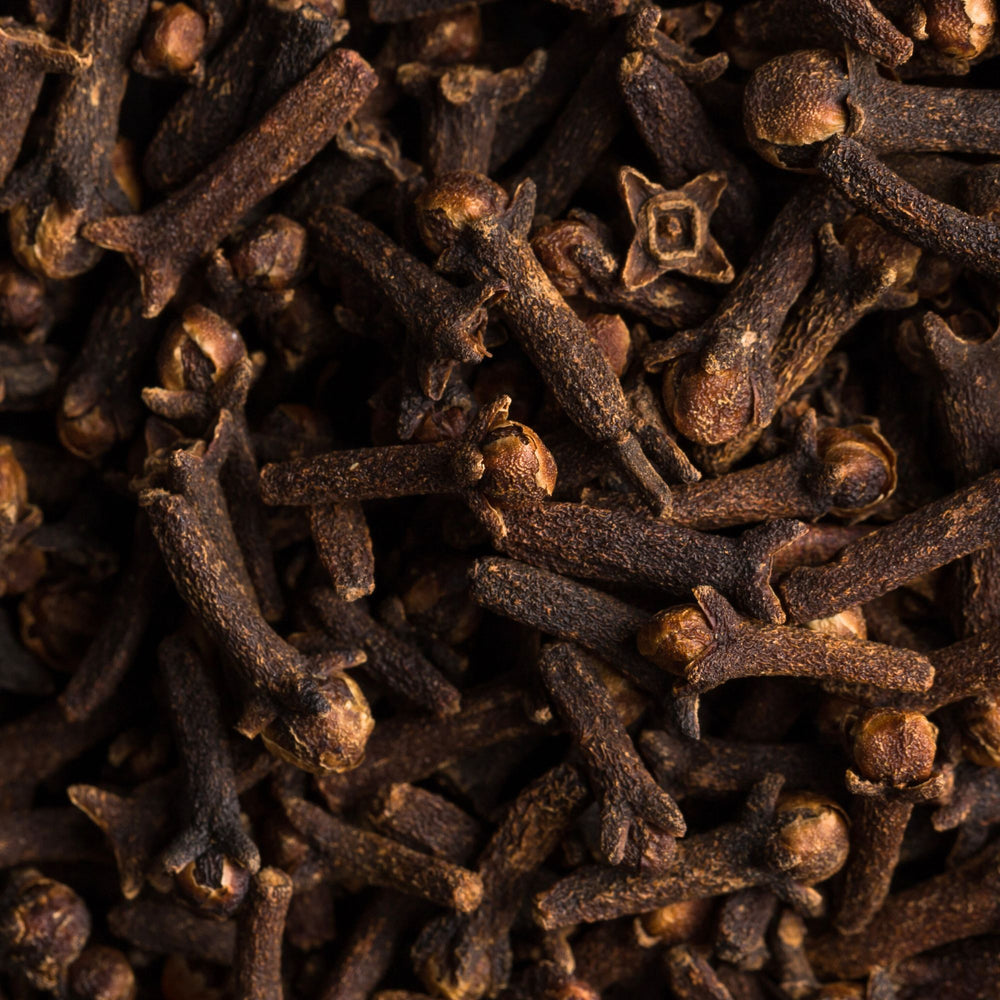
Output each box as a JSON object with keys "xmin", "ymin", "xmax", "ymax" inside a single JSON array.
[{"xmin": 2, "ymin": 0, "xmax": 1000, "ymax": 996}]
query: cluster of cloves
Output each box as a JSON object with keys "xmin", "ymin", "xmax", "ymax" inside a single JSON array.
[{"xmin": 1, "ymin": 0, "xmax": 1000, "ymax": 997}]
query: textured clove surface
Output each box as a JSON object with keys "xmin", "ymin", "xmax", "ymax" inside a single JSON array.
[{"xmin": 1, "ymin": 1, "xmax": 1000, "ymax": 998}]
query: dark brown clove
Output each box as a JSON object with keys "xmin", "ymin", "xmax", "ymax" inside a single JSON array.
[
  {"xmin": 781, "ymin": 468, "xmax": 1000, "ymax": 622},
  {"xmin": 538, "ymin": 642, "xmax": 685, "ymax": 866},
  {"xmin": 285, "ymin": 796, "xmax": 484, "ymax": 912},
  {"xmin": 85, "ymin": 47, "xmax": 378, "ymax": 317},
  {"xmin": 416, "ymin": 172, "xmax": 674, "ymax": 513},
  {"xmin": 412, "ymin": 763, "xmax": 588, "ymax": 1000},
  {"xmin": 1, "ymin": 0, "xmax": 147, "ymax": 279},
  {"xmin": 535, "ymin": 776, "xmax": 850, "ymax": 927},
  {"xmin": 835, "ymin": 708, "xmax": 945, "ymax": 934},
  {"xmin": 477, "ymin": 500, "xmax": 806, "ymax": 624}
]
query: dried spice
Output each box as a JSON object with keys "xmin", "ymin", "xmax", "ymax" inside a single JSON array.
[{"xmin": 3, "ymin": 1, "xmax": 1000, "ymax": 997}]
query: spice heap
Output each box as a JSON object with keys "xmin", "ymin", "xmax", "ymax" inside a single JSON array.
[{"xmin": 1, "ymin": 0, "xmax": 1000, "ymax": 996}]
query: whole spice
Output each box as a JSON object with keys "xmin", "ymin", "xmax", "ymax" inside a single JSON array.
[{"xmin": 4, "ymin": 1, "xmax": 1000, "ymax": 995}]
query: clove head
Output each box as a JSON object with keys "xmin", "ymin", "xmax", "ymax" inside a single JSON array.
[
  {"xmin": 850, "ymin": 708, "xmax": 938, "ymax": 786},
  {"xmin": 816, "ymin": 425, "xmax": 897, "ymax": 517},
  {"xmin": 261, "ymin": 672, "xmax": 374, "ymax": 775},
  {"xmin": 743, "ymin": 50, "xmax": 849, "ymax": 170},
  {"xmin": 663, "ymin": 357, "xmax": 754, "ymax": 446},
  {"xmin": 960, "ymin": 695, "xmax": 1000, "ymax": 767},
  {"xmin": 764, "ymin": 792, "xmax": 850, "ymax": 884},
  {"xmin": 174, "ymin": 855, "xmax": 250, "ymax": 919},
  {"xmin": 68, "ymin": 946, "xmax": 136, "ymax": 1000},
  {"xmin": 229, "ymin": 215, "xmax": 308, "ymax": 292},
  {"xmin": 140, "ymin": 3, "xmax": 206, "ymax": 76},
  {"xmin": 478, "ymin": 420, "xmax": 557, "ymax": 509},
  {"xmin": 585, "ymin": 313, "xmax": 632, "ymax": 377},
  {"xmin": 917, "ymin": 0, "xmax": 997, "ymax": 58},
  {"xmin": 636, "ymin": 605, "xmax": 714, "ymax": 675},
  {"xmin": 415, "ymin": 171, "xmax": 509, "ymax": 254},
  {"xmin": 0, "ymin": 869, "xmax": 91, "ymax": 993},
  {"xmin": 157, "ymin": 306, "xmax": 247, "ymax": 393}
]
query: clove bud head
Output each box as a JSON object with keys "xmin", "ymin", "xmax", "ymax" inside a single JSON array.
[
  {"xmin": 230, "ymin": 215, "xmax": 308, "ymax": 291},
  {"xmin": 850, "ymin": 708, "xmax": 938, "ymax": 786},
  {"xmin": 0, "ymin": 444, "xmax": 30, "ymax": 522},
  {"xmin": 917, "ymin": 0, "xmax": 997, "ymax": 58},
  {"xmin": 743, "ymin": 50, "xmax": 849, "ymax": 170},
  {"xmin": 805, "ymin": 606, "xmax": 867, "ymax": 641},
  {"xmin": 157, "ymin": 306, "xmax": 247, "ymax": 393},
  {"xmin": 174, "ymin": 855, "xmax": 250, "ymax": 919},
  {"xmin": 585, "ymin": 313, "xmax": 632, "ymax": 377},
  {"xmin": 416, "ymin": 171, "xmax": 509, "ymax": 254},
  {"xmin": 960, "ymin": 695, "xmax": 1000, "ymax": 767},
  {"xmin": 261, "ymin": 672, "xmax": 374, "ymax": 774},
  {"xmin": 141, "ymin": 3, "xmax": 206, "ymax": 75},
  {"xmin": 531, "ymin": 220, "xmax": 594, "ymax": 297},
  {"xmin": 0, "ymin": 869, "xmax": 91, "ymax": 993},
  {"xmin": 816, "ymin": 426, "xmax": 897, "ymax": 516},
  {"xmin": 765, "ymin": 792, "xmax": 850, "ymax": 884},
  {"xmin": 663, "ymin": 358, "xmax": 753, "ymax": 445},
  {"xmin": 636, "ymin": 898, "xmax": 714, "ymax": 947},
  {"xmin": 636, "ymin": 605, "xmax": 714, "ymax": 675},
  {"xmin": 478, "ymin": 420, "xmax": 557, "ymax": 508},
  {"xmin": 68, "ymin": 946, "xmax": 136, "ymax": 1000}
]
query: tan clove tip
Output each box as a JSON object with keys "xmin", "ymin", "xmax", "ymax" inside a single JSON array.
[
  {"xmin": 230, "ymin": 214, "xmax": 308, "ymax": 291},
  {"xmin": 663, "ymin": 359, "xmax": 754, "ymax": 445},
  {"xmin": 924, "ymin": 0, "xmax": 996, "ymax": 57},
  {"xmin": 637, "ymin": 606, "xmax": 714, "ymax": 674},
  {"xmin": 817, "ymin": 426, "xmax": 897, "ymax": 515},
  {"xmin": 765, "ymin": 792, "xmax": 850, "ymax": 883},
  {"xmin": 174, "ymin": 856, "xmax": 251, "ymax": 918},
  {"xmin": 743, "ymin": 50, "xmax": 850, "ymax": 170},
  {"xmin": 0, "ymin": 869, "xmax": 91, "ymax": 993},
  {"xmin": 141, "ymin": 3, "xmax": 206, "ymax": 75},
  {"xmin": 850, "ymin": 708, "xmax": 938, "ymax": 786},
  {"xmin": 637, "ymin": 898, "xmax": 714, "ymax": 947},
  {"xmin": 478, "ymin": 420, "xmax": 557, "ymax": 508},
  {"xmin": 157, "ymin": 305, "xmax": 247, "ymax": 392},
  {"xmin": 261, "ymin": 671, "xmax": 374, "ymax": 774},
  {"xmin": 68, "ymin": 946, "xmax": 136, "ymax": 1000},
  {"xmin": 415, "ymin": 171, "xmax": 509, "ymax": 254},
  {"xmin": 960, "ymin": 695, "xmax": 1000, "ymax": 767}
]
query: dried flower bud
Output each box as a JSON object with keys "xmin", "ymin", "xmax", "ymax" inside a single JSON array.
[
  {"xmin": 0, "ymin": 444, "xmax": 30, "ymax": 522},
  {"xmin": 531, "ymin": 220, "xmax": 593, "ymax": 297},
  {"xmin": 743, "ymin": 50, "xmax": 849, "ymax": 170},
  {"xmin": 0, "ymin": 263, "xmax": 46, "ymax": 331},
  {"xmin": 416, "ymin": 171, "xmax": 509, "ymax": 254},
  {"xmin": 765, "ymin": 792, "xmax": 850, "ymax": 883},
  {"xmin": 805, "ymin": 606, "xmax": 867, "ymax": 640},
  {"xmin": 68, "ymin": 946, "xmax": 136, "ymax": 1000},
  {"xmin": 585, "ymin": 313, "xmax": 631, "ymax": 377},
  {"xmin": 0, "ymin": 869, "xmax": 91, "ymax": 993},
  {"xmin": 961, "ymin": 696, "xmax": 1000, "ymax": 767},
  {"xmin": 919, "ymin": 0, "xmax": 996, "ymax": 57},
  {"xmin": 174, "ymin": 856, "xmax": 251, "ymax": 919},
  {"xmin": 478, "ymin": 420, "xmax": 558, "ymax": 508},
  {"xmin": 813, "ymin": 985, "xmax": 865, "ymax": 999},
  {"xmin": 156, "ymin": 306, "xmax": 246, "ymax": 392},
  {"xmin": 141, "ymin": 3, "xmax": 206, "ymax": 75},
  {"xmin": 230, "ymin": 215, "xmax": 308, "ymax": 291},
  {"xmin": 261, "ymin": 672, "xmax": 374, "ymax": 775},
  {"xmin": 850, "ymin": 708, "xmax": 938, "ymax": 786},
  {"xmin": 663, "ymin": 359, "xmax": 753, "ymax": 446},
  {"xmin": 636, "ymin": 898, "xmax": 713, "ymax": 947},
  {"xmin": 636, "ymin": 606, "xmax": 714, "ymax": 674},
  {"xmin": 407, "ymin": 6, "xmax": 482, "ymax": 64},
  {"xmin": 816, "ymin": 426, "xmax": 897, "ymax": 516}
]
